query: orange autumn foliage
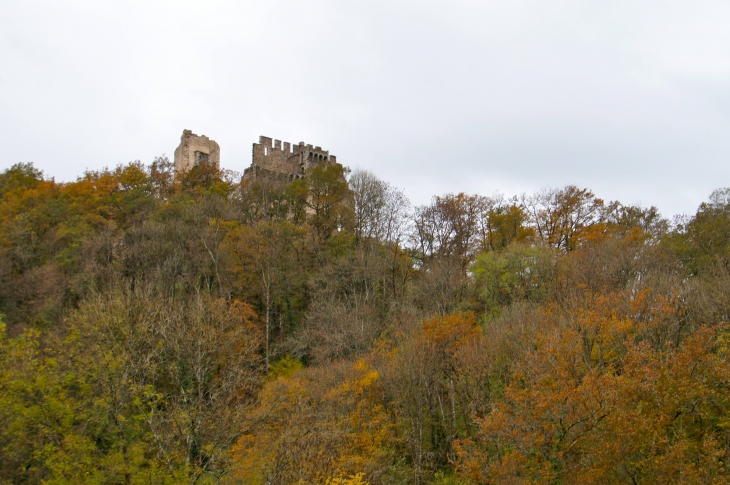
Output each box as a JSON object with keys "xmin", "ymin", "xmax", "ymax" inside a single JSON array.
[
  {"xmin": 456, "ymin": 291, "xmax": 730, "ymax": 484},
  {"xmin": 228, "ymin": 359, "xmax": 395, "ymax": 485}
]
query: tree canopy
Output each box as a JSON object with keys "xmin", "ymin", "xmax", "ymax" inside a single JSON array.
[{"xmin": 0, "ymin": 160, "xmax": 728, "ymax": 484}]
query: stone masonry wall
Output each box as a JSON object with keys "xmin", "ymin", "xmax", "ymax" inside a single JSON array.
[
  {"xmin": 243, "ymin": 135, "xmax": 337, "ymax": 182},
  {"xmin": 174, "ymin": 130, "xmax": 220, "ymax": 174}
]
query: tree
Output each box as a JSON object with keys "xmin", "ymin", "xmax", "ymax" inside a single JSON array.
[
  {"xmin": 471, "ymin": 244, "xmax": 555, "ymax": 317},
  {"xmin": 673, "ymin": 187, "xmax": 730, "ymax": 275},
  {"xmin": 377, "ymin": 313, "xmax": 479, "ymax": 484},
  {"xmin": 456, "ymin": 291, "xmax": 730, "ymax": 484},
  {"xmin": 523, "ymin": 186, "xmax": 604, "ymax": 251},
  {"xmin": 350, "ymin": 169, "xmax": 410, "ymax": 246},
  {"xmin": 288, "ymin": 163, "xmax": 353, "ymax": 246},
  {"xmin": 0, "ymin": 314, "xmax": 172, "ymax": 484},
  {"xmin": 412, "ymin": 193, "xmax": 488, "ymax": 272},
  {"xmin": 229, "ymin": 360, "xmax": 395, "ymax": 485},
  {"xmin": 237, "ymin": 179, "xmax": 290, "ymax": 224},
  {"xmin": 70, "ymin": 290, "xmax": 263, "ymax": 482},
  {"xmin": 478, "ymin": 196, "xmax": 534, "ymax": 252},
  {"xmin": 224, "ymin": 221, "xmax": 306, "ymax": 367}
]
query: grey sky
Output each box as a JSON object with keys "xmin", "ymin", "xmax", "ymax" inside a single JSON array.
[{"xmin": 1, "ymin": 0, "xmax": 729, "ymax": 217}]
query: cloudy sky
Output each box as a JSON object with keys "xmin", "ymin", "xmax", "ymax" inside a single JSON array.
[{"xmin": 1, "ymin": 0, "xmax": 729, "ymax": 216}]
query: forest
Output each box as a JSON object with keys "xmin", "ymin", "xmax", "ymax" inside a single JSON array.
[{"xmin": 0, "ymin": 157, "xmax": 729, "ymax": 484}]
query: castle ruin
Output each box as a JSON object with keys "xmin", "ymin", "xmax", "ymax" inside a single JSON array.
[
  {"xmin": 243, "ymin": 136, "xmax": 337, "ymax": 183},
  {"xmin": 173, "ymin": 130, "xmax": 338, "ymax": 182},
  {"xmin": 174, "ymin": 130, "xmax": 220, "ymax": 174}
]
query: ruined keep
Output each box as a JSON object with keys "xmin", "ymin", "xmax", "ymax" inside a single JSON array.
[
  {"xmin": 174, "ymin": 130, "xmax": 220, "ymax": 174},
  {"xmin": 172, "ymin": 130, "xmax": 338, "ymax": 182},
  {"xmin": 243, "ymin": 136, "xmax": 338, "ymax": 183}
]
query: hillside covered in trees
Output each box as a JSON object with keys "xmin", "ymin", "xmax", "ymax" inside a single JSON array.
[{"xmin": 1, "ymin": 158, "xmax": 729, "ymax": 484}]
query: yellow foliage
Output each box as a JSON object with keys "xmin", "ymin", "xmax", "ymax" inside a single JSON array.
[
  {"xmin": 327, "ymin": 472, "xmax": 369, "ymax": 485},
  {"xmin": 228, "ymin": 360, "xmax": 394, "ymax": 484}
]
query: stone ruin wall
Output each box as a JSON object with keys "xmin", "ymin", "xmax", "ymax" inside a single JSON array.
[
  {"xmin": 174, "ymin": 130, "xmax": 220, "ymax": 174},
  {"xmin": 243, "ymin": 135, "xmax": 337, "ymax": 183},
  {"xmin": 173, "ymin": 130, "xmax": 338, "ymax": 183}
]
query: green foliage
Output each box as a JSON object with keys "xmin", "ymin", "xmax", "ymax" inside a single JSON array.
[
  {"xmin": 0, "ymin": 317, "xmax": 174, "ymax": 484},
  {"xmin": 303, "ymin": 163, "xmax": 354, "ymax": 244},
  {"xmin": 0, "ymin": 162, "xmax": 44, "ymax": 198},
  {"xmin": 673, "ymin": 187, "xmax": 730, "ymax": 275},
  {"xmin": 471, "ymin": 243, "xmax": 555, "ymax": 317},
  {"xmin": 432, "ymin": 470, "xmax": 467, "ymax": 485},
  {"xmin": 267, "ymin": 355, "xmax": 304, "ymax": 380}
]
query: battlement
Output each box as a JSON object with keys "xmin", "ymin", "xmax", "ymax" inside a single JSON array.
[
  {"xmin": 173, "ymin": 130, "xmax": 338, "ymax": 183},
  {"xmin": 255, "ymin": 136, "xmax": 334, "ymax": 160},
  {"xmin": 244, "ymin": 135, "xmax": 337, "ymax": 182}
]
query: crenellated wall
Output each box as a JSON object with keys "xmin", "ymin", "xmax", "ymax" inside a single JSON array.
[
  {"xmin": 244, "ymin": 135, "xmax": 337, "ymax": 182},
  {"xmin": 173, "ymin": 130, "xmax": 338, "ymax": 183}
]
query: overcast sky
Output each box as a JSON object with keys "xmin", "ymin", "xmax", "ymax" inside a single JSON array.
[{"xmin": 1, "ymin": 0, "xmax": 729, "ymax": 217}]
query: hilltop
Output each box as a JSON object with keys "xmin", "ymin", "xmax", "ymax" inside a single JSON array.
[{"xmin": 1, "ymin": 157, "xmax": 729, "ymax": 484}]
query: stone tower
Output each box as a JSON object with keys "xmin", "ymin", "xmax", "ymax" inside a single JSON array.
[
  {"xmin": 243, "ymin": 136, "xmax": 337, "ymax": 183},
  {"xmin": 174, "ymin": 130, "xmax": 220, "ymax": 174}
]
